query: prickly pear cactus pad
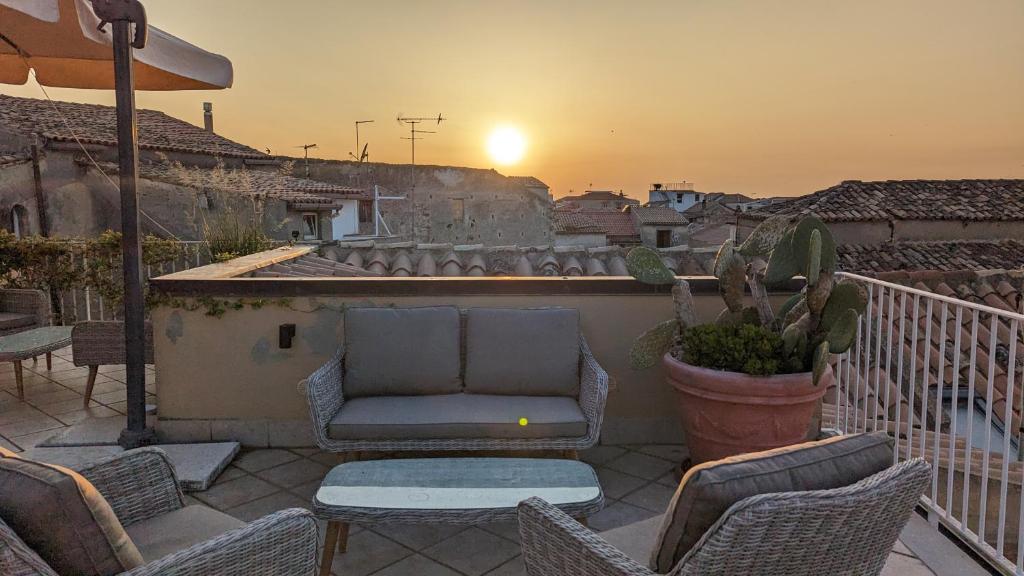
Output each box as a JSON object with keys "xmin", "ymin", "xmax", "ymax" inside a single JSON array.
[
  {"xmin": 630, "ymin": 319, "xmax": 680, "ymax": 370},
  {"xmin": 626, "ymin": 246, "xmax": 676, "ymax": 285}
]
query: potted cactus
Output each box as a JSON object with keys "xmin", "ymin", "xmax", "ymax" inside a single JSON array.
[{"xmin": 628, "ymin": 215, "xmax": 866, "ymax": 465}]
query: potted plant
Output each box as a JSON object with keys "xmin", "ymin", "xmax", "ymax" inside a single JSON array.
[{"xmin": 627, "ymin": 215, "xmax": 866, "ymax": 465}]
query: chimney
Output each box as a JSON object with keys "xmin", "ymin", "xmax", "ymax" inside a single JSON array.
[{"xmin": 203, "ymin": 102, "xmax": 214, "ymax": 133}]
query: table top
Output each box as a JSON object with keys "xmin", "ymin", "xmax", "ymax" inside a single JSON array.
[
  {"xmin": 0, "ymin": 326, "xmax": 73, "ymax": 361},
  {"xmin": 315, "ymin": 458, "xmax": 602, "ymax": 512}
]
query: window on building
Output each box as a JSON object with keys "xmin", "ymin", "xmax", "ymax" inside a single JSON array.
[
  {"xmin": 358, "ymin": 200, "xmax": 373, "ymax": 224},
  {"xmin": 11, "ymin": 205, "xmax": 29, "ymax": 239},
  {"xmin": 656, "ymin": 229, "xmax": 672, "ymax": 248},
  {"xmin": 301, "ymin": 213, "xmax": 320, "ymax": 240},
  {"xmin": 451, "ymin": 199, "xmax": 465, "ymax": 223},
  {"xmin": 676, "ymin": 193, "xmax": 683, "ymax": 202}
]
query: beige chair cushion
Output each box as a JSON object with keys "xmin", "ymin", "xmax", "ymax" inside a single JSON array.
[
  {"xmin": 0, "ymin": 448, "xmax": 144, "ymax": 576},
  {"xmin": 464, "ymin": 308, "xmax": 580, "ymax": 396},
  {"xmin": 344, "ymin": 306, "xmax": 462, "ymax": 397},
  {"xmin": 599, "ymin": 514, "xmax": 664, "ymax": 567},
  {"xmin": 0, "ymin": 312, "xmax": 35, "ymax": 331},
  {"xmin": 125, "ymin": 505, "xmax": 245, "ymax": 563},
  {"xmin": 650, "ymin": 432, "xmax": 894, "ymax": 573},
  {"xmin": 328, "ymin": 394, "xmax": 588, "ymax": 440}
]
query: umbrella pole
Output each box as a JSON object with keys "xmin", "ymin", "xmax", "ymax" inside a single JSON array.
[{"xmin": 111, "ymin": 18, "xmax": 155, "ymax": 449}]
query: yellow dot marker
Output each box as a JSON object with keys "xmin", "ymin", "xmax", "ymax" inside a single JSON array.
[{"xmin": 519, "ymin": 417, "xmax": 529, "ymax": 427}]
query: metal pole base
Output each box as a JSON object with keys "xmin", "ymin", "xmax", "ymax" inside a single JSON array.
[{"xmin": 118, "ymin": 426, "xmax": 158, "ymax": 449}]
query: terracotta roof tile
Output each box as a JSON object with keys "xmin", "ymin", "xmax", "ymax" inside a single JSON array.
[
  {"xmin": 577, "ymin": 210, "xmax": 639, "ymax": 240},
  {"xmin": 0, "ymin": 94, "xmax": 266, "ymax": 159},
  {"xmin": 837, "ymin": 240, "xmax": 1024, "ymax": 274},
  {"xmin": 752, "ymin": 179, "xmax": 1024, "ymax": 222},
  {"xmin": 626, "ymin": 205, "xmax": 688, "ymax": 226},
  {"xmin": 552, "ymin": 210, "xmax": 605, "ymax": 234}
]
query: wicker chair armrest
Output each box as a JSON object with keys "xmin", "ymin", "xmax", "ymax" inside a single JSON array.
[
  {"xmin": 579, "ymin": 336, "xmax": 609, "ymax": 447},
  {"xmin": 304, "ymin": 347, "xmax": 345, "ymax": 449},
  {"xmin": 518, "ymin": 497, "xmax": 654, "ymax": 576},
  {"xmin": 0, "ymin": 289, "xmax": 50, "ymax": 327},
  {"xmin": 79, "ymin": 448, "xmax": 185, "ymax": 527},
  {"xmin": 120, "ymin": 508, "xmax": 318, "ymax": 576}
]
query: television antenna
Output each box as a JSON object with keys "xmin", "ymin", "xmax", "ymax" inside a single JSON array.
[
  {"xmin": 294, "ymin": 143, "xmax": 318, "ymax": 177},
  {"xmin": 348, "ymin": 120, "xmax": 374, "ymax": 162},
  {"xmin": 396, "ymin": 114, "xmax": 446, "ymax": 239}
]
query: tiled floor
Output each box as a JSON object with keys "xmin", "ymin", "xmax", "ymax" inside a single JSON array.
[
  {"xmin": 0, "ymin": 347, "xmax": 937, "ymax": 575},
  {"xmin": 0, "ymin": 346, "xmax": 155, "ymax": 452}
]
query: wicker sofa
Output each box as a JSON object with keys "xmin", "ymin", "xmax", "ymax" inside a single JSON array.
[
  {"xmin": 304, "ymin": 306, "xmax": 609, "ymax": 454},
  {"xmin": 0, "ymin": 289, "xmax": 50, "ymax": 336},
  {"xmin": 0, "ymin": 447, "xmax": 318, "ymax": 576}
]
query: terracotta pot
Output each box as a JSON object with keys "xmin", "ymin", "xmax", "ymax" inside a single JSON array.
[{"xmin": 662, "ymin": 353, "xmax": 832, "ymax": 464}]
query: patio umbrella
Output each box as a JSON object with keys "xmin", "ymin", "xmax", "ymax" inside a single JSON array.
[{"xmin": 0, "ymin": 0, "xmax": 233, "ymax": 447}]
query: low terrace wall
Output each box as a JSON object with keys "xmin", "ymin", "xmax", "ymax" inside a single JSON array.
[{"xmin": 150, "ymin": 247, "xmax": 799, "ymax": 447}]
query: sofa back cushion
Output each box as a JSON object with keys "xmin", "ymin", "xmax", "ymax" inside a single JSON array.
[
  {"xmin": 344, "ymin": 306, "xmax": 463, "ymax": 397},
  {"xmin": 464, "ymin": 308, "xmax": 580, "ymax": 396},
  {"xmin": 650, "ymin": 432, "xmax": 894, "ymax": 573},
  {"xmin": 0, "ymin": 448, "xmax": 144, "ymax": 576}
]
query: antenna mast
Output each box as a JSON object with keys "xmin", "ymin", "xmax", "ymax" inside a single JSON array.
[
  {"xmin": 294, "ymin": 143, "xmax": 318, "ymax": 177},
  {"xmin": 349, "ymin": 120, "xmax": 374, "ymax": 162},
  {"xmin": 396, "ymin": 114, "xmax": 446, "ymax": 239}
]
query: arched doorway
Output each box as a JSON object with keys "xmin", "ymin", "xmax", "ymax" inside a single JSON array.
[{"xmin": 11, "ymin": 204, "xmax": 29, "ymax": 238}]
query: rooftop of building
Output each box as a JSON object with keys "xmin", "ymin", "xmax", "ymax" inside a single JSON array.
[
  {"xmin": 750, "ymin": 179, "xmax": 1024, "ymax": 222},
  {"xmin": 837, "ymin": 239, "xmax": 1024, "ymax": 274},
  {"xmin": 560, "ymin": 190, "xmax": 640, "ymax": 204},
  {"xmin": 624, "ymin": 205, "xmax": 688, "ymax": 226},
  {"xmin": 0, "ymin": 94, "xmax": 267, "ymax": 160}
]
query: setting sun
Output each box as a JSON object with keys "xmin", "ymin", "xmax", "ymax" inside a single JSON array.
[{"xmin": 486, "ymin": 126, "xmax": 527, "ymax": 165}]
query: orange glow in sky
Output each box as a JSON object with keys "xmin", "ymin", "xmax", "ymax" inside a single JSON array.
[{"xmin": 3, "ymin": 0, "xmax": 1022, "ymax": 199}]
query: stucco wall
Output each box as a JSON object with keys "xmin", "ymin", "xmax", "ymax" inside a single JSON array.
[
  {"xmin": 298, "ymin": 159, "xmax": 554, "ymax": 246},
  {"xmin": 555, "ymin": 233, "xmax": 607, "ymax": 248},
  {"xmin": 0, "ymin": 162, "xmax": 40, "ymax": 236},
  {"xmin": 639, "ymin": 225, "xmax": 688, "ymax": 248},
  {"xmin": 151, "ymin": 276, "xmax": 798, "ymax": 447}
]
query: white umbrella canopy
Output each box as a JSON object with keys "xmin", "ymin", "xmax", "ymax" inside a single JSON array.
[{"xmin": 0, "ymin": 0, "xmax": 232, "ymax": 90}]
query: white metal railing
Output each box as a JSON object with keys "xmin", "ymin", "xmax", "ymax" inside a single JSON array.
[
  {"xmin": 831, "ymin": 271, "xmax": 1024, "ymax": 575},
  {"xmin": 55, "ymin": 241, "xmax": 209, "ymax": 325}
]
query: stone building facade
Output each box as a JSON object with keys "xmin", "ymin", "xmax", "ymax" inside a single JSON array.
[{"xmin": 293, "ymin": 158, "xmax": 554, "ymax": 246}]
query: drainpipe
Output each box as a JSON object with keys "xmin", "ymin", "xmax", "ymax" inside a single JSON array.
[
  {"xmin": 29, "ymin": 139, "xmax": 49, "ymax": 237},
  {"xmin": 203, "ymin": 102, "xmax": 214, "ymax": 133}
]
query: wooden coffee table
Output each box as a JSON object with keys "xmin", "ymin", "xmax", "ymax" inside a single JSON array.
[
  {"xmin": 0, "ymin": 326, "xmax": 73, "ymax": 399},
  {"xmin": 312, "ymin": 457, "xmax": 604, "ymax": 576}
]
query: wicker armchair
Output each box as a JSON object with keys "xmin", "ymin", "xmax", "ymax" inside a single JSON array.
[
  {"xmin": 0, "ymin": 289, "xmax": 50, "ymax": 336},
  {"xmin": 0, "ymin": 448, "xmax": 318, "ymax": 576},
  {"xmin": 304, "ymin": 335, "xmax": 609, "ymax": 453},
  {"xmin": 72, "ymin": 321, "xmax": 155, "ymax": 407},
  {"xmin": 517, "ymin": 458, "xmax": 931, "ymax": 576}
]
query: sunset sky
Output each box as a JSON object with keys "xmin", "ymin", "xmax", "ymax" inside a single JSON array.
[{"xmin": 4, "ymin": 0, "xmax": 1023, "ymax": 199}]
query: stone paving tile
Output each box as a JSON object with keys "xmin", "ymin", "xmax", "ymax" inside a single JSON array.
[
  {"xmin": 603, "ymin": 451, "xmax": 676, "ymax": 480},
  {"xmin": 595, "ymin": 466, "xmax": 648, "ymax": 499},
  {"xmin": 213, "ymin": 465, "xmax": 248, "ymax": 485},
  {"xmin": 633, "ymin": 444, "xmax": 688, "ymax": 463},
  {"xmin": 290, "ymin": 478, "xmax": 323, "ymax": 502},
  {"xmin": 0, "ymin": 414, "xmax": 65, "ymax": 438},
  {"xmin": 90, "ymin": 389, "xmax": 127, "ymax": 405},
  {"xmin": 11, "ymin": 429, "xmax": 66, "ymax": 451},
  {"xmin": 53, "ymin": 406, "xmax": 120, "ymax": 426},
  {"xmin": 255, "ymin": 458, "xmax": 330, "ymax": 488},
  {"xmin": 233, "ymin": 448, "xmax": 300, "ymax": 472},
  {"xmin": 422, "ymin": 527, "xmax": 521, "ymax": 576},
  {"xmin": 484, "ymin": 555, "xmax": 527, "ymax": 576},
  {"xmin": 621, "ymin": 482, "xmax": 676, "ymax": 513},
  {"xmin": 586, "ymin": 500, "xmax": 658, "ymax": 532},
  {"xmin": 656, "ymin": 471, "xmax": 680, "ymax": 488},
  {"xmin": 327, "ymin": 529, "xmax": 413, "ymax": 576},
  {"xmin": 225, "ymin": 491, "xmax": 310, "ymax": 522},
  {"xmin": 371, "ymin": 524, "xmax": 469, "ymax": 551},
  {"xmin": 478, "ymin": 522, "xmax": 521, "ymax": 545},
  {"xmin": 372, "ymin": 554, "xmax": 463, "ymax": 576},
  {"xmin": 579, "ymin": 445, "xmax": 628, "ymax": 465},
  {"xmin": 192, "ymin": 475, "xmax": 278, "ymax": 510},
  {"xmin": 880, "ymin": 549, "xmax": 935, "ymax": 575}
]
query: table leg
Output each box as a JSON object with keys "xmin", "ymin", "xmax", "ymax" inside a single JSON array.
[
  {"xmin": 45, "ymin": 352, "xmax": 52, "ymax": 371},
  {"xmin": 337, "ymin": 522, "xmax": 350, "ymax": 553},
  {"xmin": 84, "ymin": 366, "xmax": 99, "ymax": 408},
  {"xmin": 320, "ymin": 521, "xmax": 342, "ymax": 576},
  {"xmin": 13, "ymin": 361, "xmax": 23, "ymax": 400}
]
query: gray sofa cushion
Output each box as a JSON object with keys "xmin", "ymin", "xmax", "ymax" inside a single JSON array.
[
  {"xmin": 464, "ymin": 308, "xmax": 580, "ymax": 396},
  {"xmin": 344, "ymin": 306, "xmax": 462, "ymax": 397},
  {"xmin": 650, "ymin": 432, "xmax": 894, "ymax": 573},
  {"xmin": 125, "ymin": 505, "xmax": 245, "ymax": 563},
  {"xmin": 0, "ymin": 448, "xmax": 144, "ymax": 576},
  {"xmin": 328, "ymin": 394, "xmax": 588, "ymax": 440}
]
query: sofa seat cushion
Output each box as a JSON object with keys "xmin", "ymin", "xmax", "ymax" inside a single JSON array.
[
  {"xmin": 125, "ymin": 505, "xmax": 245, "ymax": 563},
  {"xmin": 0, "ymin": 448, "xmax": 144, "ymax": 576},
  {"xmin": 464, "ymin": 308, "xmax": 580, "ymax": 396},
  {"xmin": 0, "ymin": 312, "xmax": 34, "ymax": 331},
  {"xmin": 344, "ymin": 306, "xmax": 462, "ymax": 397},
  {"xmin": 328, "ymin": 394, "xmax": 588, "ymax": 440},
  {"xmin": 650, "ymin": 432, "xmax": 894, "ymax": 573},
  {"xmin": 599, "ymin": 514, "xmax": 664, "ymax": 568}
]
